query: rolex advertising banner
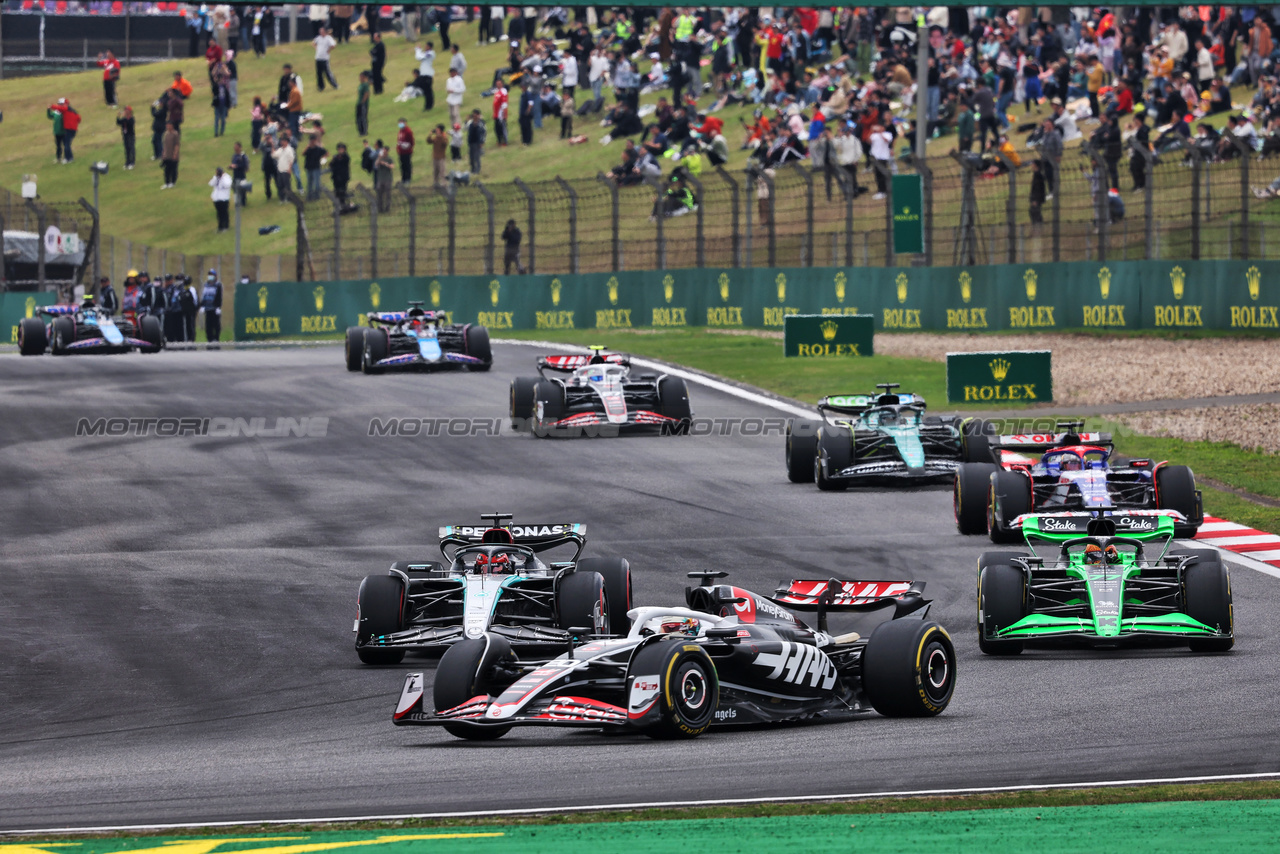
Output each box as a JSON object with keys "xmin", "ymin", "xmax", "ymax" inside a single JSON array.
[
  {"xmin": 233, "ymin": 261, "xmax": 1280, "ymax": 340},
  {"xmin": 946, "ymin": 351, "xmax": 1054, "ymax": 405},
  {"xmin": 783, "ymin": 314, "xmax": 874, "ymax": 357},
  {"xmin": 891, "ymin": 174, "xmax": 924, "ymax": 255},
  {"xmin": 3, "ymin": 291, "xmax": 58, "ymax": 345}
]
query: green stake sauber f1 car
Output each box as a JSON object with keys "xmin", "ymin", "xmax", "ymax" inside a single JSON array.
[{"xmin": 978, "ymin": 510, "xmax": 1233, "ymax": 654}]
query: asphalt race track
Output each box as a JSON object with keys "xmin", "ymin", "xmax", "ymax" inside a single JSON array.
[{"xmin": 1, "ymin": 344, "xmax": 1277, "ymax": 831}]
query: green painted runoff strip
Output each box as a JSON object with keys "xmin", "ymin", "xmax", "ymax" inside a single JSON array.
[{"xmin": 13, "ymin": 800, "xmax": 1280, "ymax": 854}]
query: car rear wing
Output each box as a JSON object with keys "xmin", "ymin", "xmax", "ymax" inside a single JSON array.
[
  {"xmin": 816, "ymin": 392, "xmax": 922, "ymax": 419},
  {"xmin": 1012, "ymin": 510, "xmax": 1183, "ymax": 541},
  {"xmin": 992, "ymin": 424, "xmax": 1114, "ymax": 454},
  {"xmin": 37, "ymin": 305, "xmax": 78, "ymax": 316},
  {"xmin": 538, "ymin": 353, "xmax": 629, "ymax": 373},
  {"xmin": 771, "ymin": 580, "xmax": 930, "ymax": 628},
  {"xmin": 438, "ymin": 520, "xmax": 587, "ymax": 557},
  {"xmin": 366, "ymin": 310, "xmax": 445, "ymax": 325}
]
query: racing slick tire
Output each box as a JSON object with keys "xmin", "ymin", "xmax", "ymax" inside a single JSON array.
[
  {"xmin": 626, "ymin": 639, "xmax": 720, "ymax": 739},
  {"xmin": 785, "ymin": 419, "xmax": 820, "ymax": 484},
  {"xmin": 861, "ymin": 619, "xmax": 956, "ymax": 716},
  {"xmin": 1179, "ymin": 556, "xmax": 1234, "ymax": 652},
  {"xmin": 17, "ymin": 318, "xmax": 47, "ymax": 355},
  {"xmin": 138, "ymin": 315, "xmax": 164, "ymax": 353},
  {"xmin": 577, "ymin": 557, "xmax": 633, "ymax": 634},
  {"xmin": 1156, "ymin": 464, "xmax": 1200, "ymax": 538},
  {"xmin": 954, "ymin": 463, "xmax": 999, "ymax": 535},
  {"xmin": 977, "ymin": 559, "xmax": 1028, "ymax": 655},
  {"xmin": 556, "ymin": 570, "xmax": 609, "ymax": 634},
  {"xmin": 434, "ymin": 635, "xmax": 516, "ymax": 740},
  {"xmin": 344, "ymin": 326, "xmax": 365, "ymax": 371},
  {"xmin": 815, "ymin": 425, "xmax": 852, "ymax": 491},
  {"xmin": 960, "ymin": 418, "xmax": 994, "ymax": 463},
  {"xmin": 532, "ymin": 380, "xmax": 565, "ymax": 437},
  {"xmin": 988, "ymin": 469, "xmax": 1032, "ymax": 543},
  {"xmin": 361, "ymin": 327, "xmax": 388, "ymax": 374},
  {"xmin": 658, "ymin": 376, "xmax": 692, "ymax": 434},
  {"xmin": 50, "ymin": 317, "xmax": 76, "ymax": 355},
  {"xmin": 509, "ymin": 376, "xmax": 539, "ymax": 430},
  {"xmin": 355, "ymin": 574, "xmax": 407, "ymax": 665},
  {"xmin": 464, "ymin": 324, "xmax": 492, "ymax": 371}
]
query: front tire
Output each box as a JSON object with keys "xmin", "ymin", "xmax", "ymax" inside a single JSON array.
[
  {"xmin": 557, "ymin": 570, "xmax": 609, "ymax": 634},
  {"xmin": 658, "ymin": 376, "xmax": 692, "ymax": 434},
  {"xmin": 464, "ymin": 324, "xmax": 492, "ymax": 371},
  {"xmin": 1156, "ymin": 464, "xmax": 1199, "ymax": 538},
  {"xmin": 955, "ymin": 463, "xmax": 998, "ymax": 535},
  {"xmin": 1182, "ymin": 557, "xmax": 1234, "ymax": 652},
  {"xmin": 785, "ymin": 419, "xmax": 820, "ymax": 483},
  {"xmin": 627, "ymin": 639, "xmax": 719, "ymax": 738},
  {"xmin": 434, "ymin": 635, "xmax": 516, "ymax": 739},
  {"xmin": 361, "ymin": 327, "xmax": 388, "ymax": 374},
  {"xmin": 533, "ymin": 380, "xmax": 565, "ymax": 437},
  {"xmin": 510, "ymin": 376, "xmax": 539, "ymax": 430},
  {"xmin": 576, "ymin": 557, "xmax": 632, "ymax": 634},
  {"xmin": 815, "ymin": 425, "xmax": 852, "ymax": 491},
  {"xmin": 861, "ymin": 620, "xmax": 956, "ymax": 716},
  {"xmin": 18, "ymin": 318, "xmax": 47, "ymax": 355},
  {"xmin": 960, "ymin": 418, "xmax": 994, "ymax": 463},
  {"xmin": 988, "ymin": 469, "xmax": 1031, "ymax": 543},
  {"xmin": 978, "ymin": 559, "xmax": 1028, "ymax": 655},
  {"xmin": 345, "ymin": 326, "xmax": 365, "ymax": 371},
  {"xmin": 138, "ymin": 314, "xmax": 164, "ymax": 353},
  {"xmin": 50, "ymin": 317, "xmax": 76, "ymax": 355},
  {"xmin": 355, "ymin": 574, "xmax": 406, "ymax": 665}
]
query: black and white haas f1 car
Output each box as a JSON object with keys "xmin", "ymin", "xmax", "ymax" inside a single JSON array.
[
  {"xmin": 18, "ymin": 300, "xmax": 163, "ymax": 355},
  {"xmin": 508, "ymin": 346, "xmax": 692, "ymax": 437},
  {"xmin": 345, "ymin": 302, "xmax": 491, "ymax": 374},
  {"xmin": 354, "ymin": 514, "xmax": 632, "ymax": 664},
  {"xmin": 393, "ymin": 570, "xmax": 955, "ymax": 740}
]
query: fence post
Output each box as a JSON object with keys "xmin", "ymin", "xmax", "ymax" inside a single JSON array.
[
  {"xmin": 0, "ymin": 212, "xmax": 6, "ymax": 289},
  {"xmin": 433, "ymin": 183, "xmax": 456, "ymax": 275},
  {"xmin": 27, "ymin": 200, "xmax": 47, "ymax": 291},
  {"xmin": 1130, "ymin": 138, "xmax": 1155, "ymax": 260},
  {"xmin": 761, "ymin": 168, "xmax": 777, "ymax": 267},
  {"xmin": 474, "ymin": 181, "xmax": 496, "ymax": 275},
  {"xmin": 787, "ymin": 162, "xmax": 814, "ymax": 267},
  {"xmin": 397, "ymin": 184, "xmax": 418, "ymax": 277},
  {"xmin": 713, "ymin": 166, "xmax": 740, "ymax": 268},
  {"xmin": 597, "ymin": 172, "xmax": 620, "ymax": 272},
  {"xmin": 320, "ymin": 188, "xmax": 342, "ymax": 278},
  {"xmin": 514, "ymin": 177, "xmax": 535, "ymax": 274},
  {"xmin": 78, "ymin": 197, "xmax": 100, "ymax": 288},
  {"xmin": 1229, "ymin": 135, "xmax": 1251, "ymax": 259},
  {"xmin": 1085, "ymin": 143, "xmax": 1108, "ymax": 263},
  {"xmin": 355, "ymin": 186, "xmax": 378, "ymax": 279},
  {"xmin": 912, "ymin": 155, "xmax": 933, "ymax": 266},
  {"xmin": 996, "ymin": 153, "xmax": 1017, "ymax": 265},
  {"xmin": 874, "ymin": 160, "xmax": 893, "ymax": 265},
  {"xmin": 744, "ymin": 170, "xmax": 755, "ymax": 267},
  {"xmin": 951, "ymin": 151, "xmax": 979, "ymax": 265},
  {"xmin": 284, "ymin": 190, "xmax": 309, "ymax": 280},
  {"xmin": 683, "ymin": 172, "xmax": 705, "ymax": 267},
  {"xmin": 555, "ymin": 176, "xmax": 579, "ymax": 273},
  {"xmin": 643, "ymin": 174, "xmax": 667, "ymax": 269}
]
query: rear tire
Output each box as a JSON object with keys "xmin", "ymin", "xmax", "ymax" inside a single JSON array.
[
  {"xmin": 658, "ymin": 376, "xmax": 692, "ymax": 434},
  {"xmin": 1156, "ymin": 464, "xmax": 1199, "ymax": 538},
  {"xmin": 785, "ymin": 419, "xmax": 820, "ymax": 483},
  {"xmin": 510, "ymin": 376, "xmax": 539, "ymax": 430},
  {"xmin": 557, "ymin": 570, "xmax": 609, "ymax": 634},
  {"xmin": 577, "ymin": 557, "xmax": 632, "ymax": 634},
  {"xmin": 815, "ymin": 425, "xmax": 852, "ymax": 491},
  {"xmin": 355, "ymin": 574, "xmax": 406, "ymax": 665},
  {"xmin": 988, "ymin": 470, "xmax": 1031, "ymax": 544},
  {"xmin": 627, "ymin": 640, "xmax": 719, "ymax": 738},
  {"xmin": 464, "ymin": 324, "xmax": 492, "ymax": 371},
  {"xmin": 955, "ymin": 463, "xmax": 998, "ymax": 535},
  {"xmin": 138, "ymin": 315, "xmax": 164, "ymax": 353},
  {"xmin": 361, "ymin": 327, "xmax": 388, "ymax": 374},
  {"xmin": 961, "ymin": 418, "xmax": 994, "ymax": 463},
  {"xmin": 861, "ymin": 620, "xmax": 956, "ymax": 716},
  {"xmin": 434, "ymin": 635, "xmax": 516, "ymax": 739},
  {"xmin": 978, "ymin": 561, "xmax": 1027, "ymax": 655},
  {"xmin": 345, "ymin": 326, "xmax": 365, "ymax": 371},
  {"xmin": 17, "ymin": 318, "xmax": 47, "ymax": 355},
  {"xmin": 533, "ymin": 380, "xmax": 565, "ymax": 437},
  {"xmin": 50, "ymin": 317, "xmax": 75, "ymax": 355},
  {"xmin": 1183, "ymin": 560, "xmax": 1233, "ymax": 652}
]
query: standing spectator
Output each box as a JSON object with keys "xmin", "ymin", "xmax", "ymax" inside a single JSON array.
[
  {"xmin": 833, "ymin": 121, "xmax": 862, "ymax": 195},
  {"xmin": 589, "ymin": 48, "xmax": 609, "ymax": 105},
  {"xmin": 502, "ymin": 219, "xmax": 525, "ymax": 274},
  {"xmin": 97, "ymin": 51, "xmax": 121, "ymax": 106},
  {"xmin": 226, "ymin": 50, "xmax": 239, "ymax": 107},
  {"xmin": 1039, "ymin": 118, "xmax": 1063, "ymax": 194},
  {"xmin": 492, "ymin": 80, "xmax": 509, "ymax": 146},
  {"xmin": 360, "ymin": 138, "xmax": 376, "ymax": 176},
  {"xmin": 396, "ymin": 117, "xmax": 415, "ymax": 183},
  {"xmin": 466, "ymin": 110, "xmax": 485, "ymax": 174},
  {"xmin": 1029, "ymin": 160, "xmax": 1046, "ymax": 224},
  {"xmin": 973, "ymin": 79, "xmax": 997, "ymax": 151},
  {"xmin": 332, "ymin": 4, "xmax": 354, "ymax": 42},
  {"xmin": 1129, "ymin": 111, "xmax": 1150, "ymax": 192},
  {"xmin": 303, "ymin": 135, "xmax": 328, "ymax": 200},
  {"xmin": 449, "ymin": 122, "xmax": 464, "ymax": 165},
  {"xmin": 356, "ymin": 71, "xmax": 371, "ymax": 135},
  {"xmin": 314, "ymin": 26, "xmax": 339, "ymax": 91},
  {"xmin": 272, "ymin": 136, "xmax": 295, "ymax": 199},
  {"xmin": 428, "ymin": 123, "xmax": 449, "ymax": 186},
  {"xmin": 116, "ymin": 105, "xmax": 136, "ymax": 170},
  {"xmin": 181, "ymin": 276, "xmax": 199, "ymax": 343},
  {"xmin": 560, "ymin": 92, "xmax": 575, "ymax": 138},
  {"xmin": 955, "ymin": 100, "xmax": 974, "ymax": 153},
  {"xmin": 277, "ymin": 63, "xmax": 302, "ymax": 105},
  {"xmin": 518, "ymin": 83, "xmax": 536, "ymax": 145},
  {"xmin": 150, "ymin": 92, "xmax": 168, "ymax": 160},
  {"xmin": 209, "ymin": 167, "xmax": 233, "ymax": 232},
  {"xmin": 374, "ymin": 140, "xmax": 394, "ymax": 211},
  {"xmin": 445, "ymin": 67, "xmax": 466, "ymax": 127},
  {"xmin": 167, "ymin": 88, "xmax": 186, "ymax": 134},
  {"xmin": 205, "ymin": 37, "xmax": 224, "ymax": 84},
  {"xmin": 230, "ymin": 141, "xmax": 250, "ymax": 206},
  {"xmin": 172, "ymin": 69, "xmax": 194, "ymax": 99},
  {"xmin": 163, "ymin": 276, "xmax": 185, "ymax": 342},
  {"xmin": 436, "ymin": 4, "xmax": 452, "ymax": 50},
  {"xmin": 414, "ymin": 40, "xmax": 437, "ymax": 110},
  {"xmin": 47, "ymin": 99, "xmax": 67, "ymax": 163},
  {"xmin": 1086, "ymin": 55, "xmax": 1105, "ymax": 117},
  {"xmin": 98, "ymin": 276, "xmax": 120, "ymax": 315},
  {"xmin": 251, "ymin": 6, "xmax": 268, "ymax": 57},
  {"xmin": 212, "ymin": 75, "xmax": 231, "ymax": 137},
  {"xmin": 489, "ymin": 5, "xmax": 505, "ymax": 42},
  {"xmin": 250, "ymin": 96, "xmax": 266, "ymax": 151},
  {"xmin": 285, "ymin": 78, "xmax": 304, "ymax": 138},
  {"xmin": 201, "ymin": 271, "xmax": 223, "ymax": 344},
  {"xmin": 450, "ymin": 43, "xmax": 468, "ymax": 77},
  {"xmin": 561, "ymin": 50, "xmax": 578, "ymax": 99},
  {"xmin": 260, "ymin": 130, "xmax": 278, "ymax": 201},
  {"xmin": 307, "ymin": 4, "xmax": 328, "ymax": 38},
  {"xmin": 330, "ymin": 142, "xmax": 352, "ymax": 204},
  {"xmin": 369, "ymin": 31, "xmax": 386, "ymax": 94},
  {"xmin": 868, "ymin": 124, "xmax": 893, "ymax": 199}
]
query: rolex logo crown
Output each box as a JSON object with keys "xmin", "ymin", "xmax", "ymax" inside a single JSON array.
[
  {"xmin": 607, "ymin": 276, "xmax": 619, "ymax": 305},
  {"xmin": 313, "ymin": 285, "xmax": 325, "ymax": 312},
  {"xmin": 369, "ymin": 282, "xmax": 381, "ymax": 309},
  {"xmin": 989, "ymin": 358, "xmax": 1011, "ymax": 382},
  {"xmin": 550, "ymin": 278, "xmax": 562, "ymax": 306},
  {"xmin": 662, "ymin": 273, "xmax": 675, "ymax": 303},
  {"xmin": 776, "ymin": 272, "xmax": 787, "ymax": 303},
  {"xmin": 1170, "ymin": 265, "xmax": 1185, "ymax": 300},
  {"xmin": 489, "ymin": 280, "xmax": 501, "ymax": 306},
  {"xmin": 834, "ymin": 271, "xmax": 847, "ymax": 303},
  {"xmin": 1098, "ymin": 266, "xmax": 1111, "ymax": 300},
  {"xmin": 257, "ymin": 286, "xmax": 269, "ymax": 313},
  {"xmin": 959, "ymin": 271, "xmax": 972, "ymax": 304},
  {"xmin": 1023, "ymin": 268, "xmax": 1038, "ymax": 301},
  {"xmin": 895, "ymin": 272, "xmax": 908, "ymax": 304},
  {"xmin": 1247, "ymin": 265, "xmax": 1261, "ymax": 301},
  {"xmin": 820, "ymin": 319, "xmax": 839, "ymax": 342}
]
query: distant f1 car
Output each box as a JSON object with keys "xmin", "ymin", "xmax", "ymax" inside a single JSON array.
[
  {"xmin": 393, "ymin": 569, "xmax": 955, "ymax": 740},
  {"xmin": 354, "ymin": 514, "xmax": 632, "ymax": 664},
  {"xmin": 953, "ymin": 422, "xmax": 1202, "ymax": 542},
  {"xmin": 18, "ymin": 300, "xmax": 163, "ymax": 355},
  {"xmin": 345, "ymin": 302, "xmax": 491, "ymax": 373},
  {"xmin": 508, "ymin": 347, "xmax": 692, "ymax": 436},
  {"xmin": 977, "ymin": 510, "xmax": 1232, "ymax": 654},
  {"xmin": 785, "ymin": 383, "xmax": 983, "ymax": 489}
]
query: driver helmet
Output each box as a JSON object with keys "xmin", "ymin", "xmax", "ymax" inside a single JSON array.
[
  {"xmin": 474, "ymin": 552, "xmax": 511, "ymax": 573},
  {"xmin": 1084, "ymin": 543, "xmax": 1105, "ymax": 565},
  {"xmin": 1059, "ymin": 455, "xmax": 1082, "ymax": 471},
  {"xmin": 659, "ymin": 617, "xmax": 700, "ymax": 635}
]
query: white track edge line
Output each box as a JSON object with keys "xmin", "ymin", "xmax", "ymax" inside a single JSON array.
[
  {"xmin": 9, "ymin": 771, "xmax": 1280, "ymax": 836},
  {"xmin": 1197, "ymin": 544, "xmax": 1280, "ymax": 580}
]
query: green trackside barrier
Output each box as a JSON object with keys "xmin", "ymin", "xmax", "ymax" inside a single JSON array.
[
  {"xmin": 3, "ymin": 291, "xmax": 57, "ymax": 344},
  {"xmin": 783, "ymin": 314, "xmax": 875, "ymax": 357},
  {"xmin": 232, "ymin": 260, "xmax": 1280, "ymax": 340},
  {"xmin": 946, "ymin": 350, "xmax": 1053, "ymax": 404}
]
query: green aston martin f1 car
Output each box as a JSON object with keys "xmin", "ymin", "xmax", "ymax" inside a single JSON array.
[{"xmin": 978, "ymin": 510, "xmax": 1233, "ymax": 655}]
